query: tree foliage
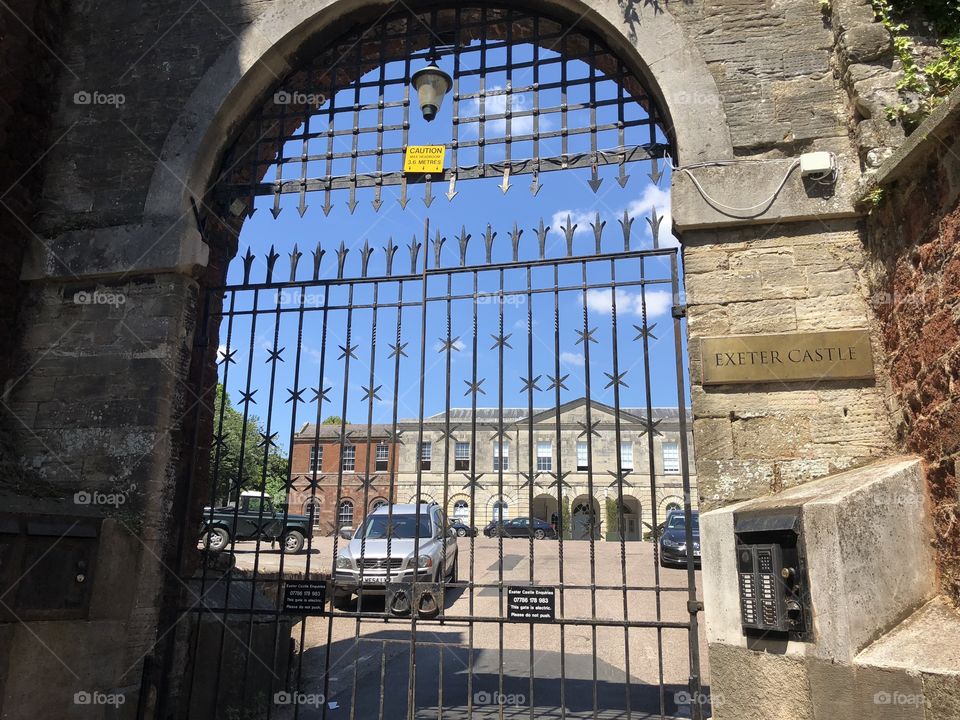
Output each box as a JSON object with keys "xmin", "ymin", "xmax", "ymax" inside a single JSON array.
[{"xmin": 210, "ymin": 384, "xmax": 290, "ymax": 505}]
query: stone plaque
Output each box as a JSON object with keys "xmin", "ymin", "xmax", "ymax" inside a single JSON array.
[{"xmin": 701, "ymin": 330, "xmax": 874, "ymax": 385}]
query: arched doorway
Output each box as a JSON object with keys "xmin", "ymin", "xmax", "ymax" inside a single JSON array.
[
  {"xmin": 532, "ymin": 493, "xmax": 559, "ymax": 530},
  {"xmin": 571, "ymin": 495, "xmax": 601, "ymax": 541},
  {"xmin": 178, "ymin": 4, "xmax": 705, "ymax": 719}
]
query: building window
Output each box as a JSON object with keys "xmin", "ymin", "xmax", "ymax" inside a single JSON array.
[
  {"xmin": 493, "ymin": 441, "xmax": 510, "ymax": 471},
  {"xmin": 309, "ymin": 445, "xmax": 322, "ymax": 472},
  {"xmin": 536, "ymin": 441, "xmax": 552, "ymax": 472},
  {"xmin": 337, "ymin": 499, "xmax": 354, "ymax": 528},
  {"xmin": 576, "ymin": 441, "xmax": 589, "ymax": 471},
  {"xmin": 492, "ymin": 499, "xmax": 509, "ymax": 521},
  {"xmin": 304, "ymin": 498, "xmax": 321, "ymax": 528},
  {"xmin": 455, "ymin": 442, "xmax": 470, "ymax": 471},
  {"xmin": 418, "ymin": 441, "xmax": 432, "ymax": 471},
  {"xmin": 662, "ymin": 442, "xmax": 680, "ymax": 473},
  {"xmin": 370, "ymin": 498, "xmax": 387, "ymax": 513},
  {"xmin": 375, "ymin": 442, "xmax": 389, "ymax": 471},
  {"xmin": 620, "ymin": 441, "xmax": 634, "ymax": 470},
  {"xmin": 341, "ymin": 445, "xmax": 356, "ymax": 472},
  {"xmin": 453, "ymin": 499, "xmax": 469, "ymax": 520}
]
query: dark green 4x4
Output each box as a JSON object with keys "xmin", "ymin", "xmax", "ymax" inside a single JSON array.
[{"xmin": 199, "ymin": 491, "xmax": 311, "ymax": 553}]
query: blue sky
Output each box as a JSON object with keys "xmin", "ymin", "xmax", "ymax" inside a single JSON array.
[{"xmin": 217, "ymin": 43, "xmax": 689, "ymax": 452}]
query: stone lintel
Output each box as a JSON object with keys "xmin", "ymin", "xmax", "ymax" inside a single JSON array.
[
  {"xmin": 21, "ymin": 214, "xmax": 208, "ymax": 282},
  {"xmin": 672, "ymin": 155, "xmax": 862, "ymax": 232}
]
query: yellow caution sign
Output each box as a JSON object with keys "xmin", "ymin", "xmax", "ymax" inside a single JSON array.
[{"xmin": 403, "ymin": 145, "xmax": 446, "ymax": 173}]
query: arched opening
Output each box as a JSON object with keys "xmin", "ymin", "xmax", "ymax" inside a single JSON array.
[
  {"xmin": 571, "ymin": 495, "xmax": 601, "ymax": 541},
  {"xmin": 175, "ymin": 4, "xmax": 706, "ymax": 719},
  {"xmin": 532, "ymin": 493, "xmax": 559, "ymax": 527}
]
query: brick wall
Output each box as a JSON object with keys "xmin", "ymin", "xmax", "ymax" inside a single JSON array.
[{"xmin": 864, "ymin": 93, "xmax": 960, "ymax": 604}]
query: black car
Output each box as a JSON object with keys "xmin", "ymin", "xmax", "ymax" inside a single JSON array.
[
  {"xmin": 483, "ymin": 517, "xmax": 558, "ymax": 540},
  {"xmin": 199, "ymin": 491, "xmax": 311, "ymax": 553},
  {"xmin": 658, "ymin": 510, "xmax": 700, "ymax": 568},
  {"xmin": 450, "ymin": 519, "xmax": 478, "ymax": 537}
]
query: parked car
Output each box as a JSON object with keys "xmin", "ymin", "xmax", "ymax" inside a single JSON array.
[
  {"xmin": 331, "ymin": 502, "xmax": 458, "ymax": 610},
  {"xmin": 199, "ymin": 490, "xmax": 310, "ymax": 553},
  {"xmin": 483, "ymin": 517, "xmax": 558, "ymax": 540},
  {"xmin": 658, "ymin": 510, "xmax": 700, "ymax": 568},
  {"xmin": 450, "ymin": 519, "xmax": 478, "ymax": 537}
]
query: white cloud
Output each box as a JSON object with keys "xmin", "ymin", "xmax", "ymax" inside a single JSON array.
[
  {"xmin": 559, "ymin": 351, "xmax": 585, "ymax": 367},
  {"xmin": 585, "ymin": 288, "xmax": 673, "ymax": 318},
  {"xmin": 460, "ymin": 86, "xmax": 553, "ymax": 138},
  {"xmin": 626, "ymin": 184, "xmax": 679, "ymax": 248},
  {"xmin": 549, "ymin": 209, "xmax": 597, "ymax": 237},
  {"xmin": 549, "ymin": 183, "xmax": 677, "ymax": 249}
]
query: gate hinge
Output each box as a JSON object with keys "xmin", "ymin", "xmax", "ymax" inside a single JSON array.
[
  {"xmin": 672, "ymin": 304, "xmax": 687, "ymax": 319},
  {"xmin": 688, "ymin": 600, "xmax": 704, "ymax": 614}
]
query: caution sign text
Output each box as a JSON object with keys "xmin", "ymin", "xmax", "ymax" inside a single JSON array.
[{"xmin": 403, "ymin": 145, "xmax": 446, "ymax": 174}]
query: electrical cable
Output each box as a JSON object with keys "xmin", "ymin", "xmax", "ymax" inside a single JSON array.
[{"xmin": 673, "ymin": 159, "xmax": 802, "ymax": 216}]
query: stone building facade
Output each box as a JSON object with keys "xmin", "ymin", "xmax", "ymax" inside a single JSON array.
[
  {"xmin": 394, "ymin": 399, "xmax": 696, "ymax": 537},
  {"xmin": 285, "ymin": 401, "xmax": 695, "ymax": 539}
]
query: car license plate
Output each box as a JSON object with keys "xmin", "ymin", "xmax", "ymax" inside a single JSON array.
[{"xmin": 366, "ymin": 575, "xmax": 388, "ymax": 583}]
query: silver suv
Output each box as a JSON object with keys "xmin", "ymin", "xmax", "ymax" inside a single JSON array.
[{"xmin": 331, "ymin": 502, "xmax": 458, "ymax": 609}]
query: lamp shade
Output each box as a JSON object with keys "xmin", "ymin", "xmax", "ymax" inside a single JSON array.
[{"xmin": 411, "ymin": 64, "xmax": 453, "ymax": 121}]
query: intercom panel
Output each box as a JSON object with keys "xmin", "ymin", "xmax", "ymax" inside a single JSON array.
[{"xmin": 734, "ymin": 510, "xmax": 812, "ymax": 642}]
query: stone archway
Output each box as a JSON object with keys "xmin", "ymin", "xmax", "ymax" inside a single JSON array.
[{"xmin": 571, "ymin": 494, "xmax": 601, "ymax": 541}]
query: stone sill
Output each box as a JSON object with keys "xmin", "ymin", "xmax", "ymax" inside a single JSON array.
[{"xmin": 856, "ymin": 596, "xmax": 960, "ymax": 677}]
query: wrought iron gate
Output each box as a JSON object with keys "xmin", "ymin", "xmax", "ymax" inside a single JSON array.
[{"xmin": 176, "ymin": 6, "xmax": 705, "ymax": 719}]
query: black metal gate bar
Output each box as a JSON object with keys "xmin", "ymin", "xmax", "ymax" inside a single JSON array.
[
  {"xmin": 638, "ymin": 256, "xmax": 668, "ymax": 716},
  {"xmin": 607, "ymin": 258, "xmax": 632, "ymax": 719},
  {"xmin": 672, "ymin": 254, "xmax": 705, "ymax": 720}
]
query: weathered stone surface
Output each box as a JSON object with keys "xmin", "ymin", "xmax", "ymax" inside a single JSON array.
[
  {"xmin": 841, "ymin": 24, "xmax": 894, "ymax": 64},
  {"xmin": 706, "ymin": 643, "xmax": 814, "ymax": 720}
]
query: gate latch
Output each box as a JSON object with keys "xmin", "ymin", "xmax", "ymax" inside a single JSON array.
[
  {"xmin": 687, "ymin": 600, "xmax": 704, "ymax": 614},
  {"xmin": 672, "ymin": 304, "xmax": 687, "ymax": 319}
]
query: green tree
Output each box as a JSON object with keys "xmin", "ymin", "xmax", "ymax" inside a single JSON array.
[
  {"xmin": 210, "ymin": 384, "xmax": 290, "ymax": 505},
  {"xmin": 322, "ymin": 415, "xmax": 345, "ymax": 425}
]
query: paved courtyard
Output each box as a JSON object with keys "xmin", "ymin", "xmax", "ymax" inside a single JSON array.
[{"xmin": 231, "ymin": 537, "xmax": 708, "ymax": 719}]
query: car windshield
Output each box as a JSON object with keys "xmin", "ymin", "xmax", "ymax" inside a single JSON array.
[
  {"xmin": 667, "ymin": 514, "xmax": 700, "ymax": 531},
  {"xmin": 357, "ymin": 513, "xmax": 432, "ymax": 539}
]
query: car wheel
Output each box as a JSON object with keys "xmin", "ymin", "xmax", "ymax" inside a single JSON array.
[
  {"xmin": 533, "ymin": 529, "xmax": 546, "ymax": 540},
  {"xmin": 332, "ymin": 589, "xmax": 352, "ymax": 610},
  {"xmin": 202, "ymin": 527, "xmax": 229, "ymax": 552},
  {"xmin": 282, "ymin": 529, "xmax": 305, "ymax": 554},
  {"xmin": 457, "ymin": 528, "xmax": 467, "ymax": 537}
]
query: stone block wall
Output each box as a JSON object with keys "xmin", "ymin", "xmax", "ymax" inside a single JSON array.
[
  {"xmin": 863, "ymin": 91, "xmax": 960, "ymax": 604},
  {"xmin": 0, "ymin": 0, "xmax": 67, "ymax": 386},
  {"xmin": 683, "ymin": 219, "xmax": 896, "ymax": 508}
]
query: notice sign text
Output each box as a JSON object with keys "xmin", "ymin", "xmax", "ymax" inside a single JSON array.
[
  {"xmin": 283, "ymin": 580, "xmax": 327, "ymax": 615},
  {"xmin": 701, "ymin": 330, "xmax": 874, "ymax": 385},
  {"xmin": 507, "ymin": 586, "xmax": 556, "ymax": 623},
  {"xmin": 403, "ymin": 145, "xmax": 446, "ymax": 173}
]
